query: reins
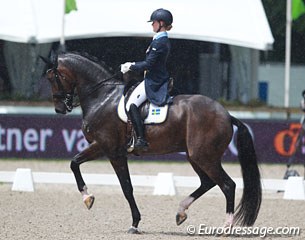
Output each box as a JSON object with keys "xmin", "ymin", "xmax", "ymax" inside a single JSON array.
[{"xmin": 86, "ymin": 71, "xmax": 123, "ymax": 96}]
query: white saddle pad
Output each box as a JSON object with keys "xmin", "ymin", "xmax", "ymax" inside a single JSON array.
[{"xmin": 117, "ymin": 95, "xmax": 168, "ymax": 124}]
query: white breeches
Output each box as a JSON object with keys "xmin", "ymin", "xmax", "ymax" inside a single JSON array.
[{"xmin": 126, "ymin": 80, "xmax": 147, "ymax": 111}]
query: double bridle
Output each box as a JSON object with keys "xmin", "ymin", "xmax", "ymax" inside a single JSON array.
[
  {"xmin": 47, "ymin": 68, "xmax": 76, "ymax": 112},
  {"xmin": 47, "ymin": 67, "xmax": 122, "ymax": 112}
]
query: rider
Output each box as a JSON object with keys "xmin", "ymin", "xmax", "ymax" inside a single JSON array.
[{"xmin": 121, "ymin": 8, "xmax": 173, "ymax": 151}]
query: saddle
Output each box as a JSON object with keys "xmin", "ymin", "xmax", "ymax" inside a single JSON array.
[
  {"xmin": 117, "ymin": 92, "xmax": 169, "ymax": 124},
  {"xmin": 117, "ymin": 80, "xmax": 173, "ymax": 153}
]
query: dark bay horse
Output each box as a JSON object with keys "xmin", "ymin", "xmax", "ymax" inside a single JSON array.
[{"xmin": 41, "ymin": 52, "xmax": 261, "ymax": 233}]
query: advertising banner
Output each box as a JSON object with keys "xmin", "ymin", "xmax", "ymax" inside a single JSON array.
[
  {"xmin": 0, "ymin": 115, "xmax": 86, "ymax": 158},
  {"xmin": 0, "ymin": 114, "xmax": 304, "ymax": 163}
]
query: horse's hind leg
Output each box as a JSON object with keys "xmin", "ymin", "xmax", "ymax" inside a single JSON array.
[
  {"xmin": 176, "ymin": 160, "xmax": 216, "ymax": 225},
  {"xmin": 218, "ymin": 168, "xmax": 236, "ymax": 226},
  {"xmin": 70, "ymin": 141, "xmax": 103, "ymax": 209},
  {"xmin": 203, "ymin": 165, "xmax": 236, "ymax": 227},
  {"xmin": 177, "ymin": 159, "xmax": 236, "ymax": 227}
]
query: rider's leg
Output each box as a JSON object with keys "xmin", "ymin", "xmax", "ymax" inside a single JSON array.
[
  {"xmin": 126, "ymin": 81, "xmax": 148, "ymax": 150},
  {"xmin": 129, "ymin": 104, "xmax": 148, "ymax": 149}
]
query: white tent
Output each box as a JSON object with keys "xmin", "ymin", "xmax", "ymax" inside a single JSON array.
[{"xmin": 0, "ymin": 0, "xmax": 274, "ymax": 50}]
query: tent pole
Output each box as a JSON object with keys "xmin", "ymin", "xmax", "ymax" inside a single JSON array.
[
  {"xmin": 60, "ymin": 0, "xmax": 66, "ymax": 52},
  {"xmin": 284, "ymin": 0, "xmax": 292, "ymax": 108}
]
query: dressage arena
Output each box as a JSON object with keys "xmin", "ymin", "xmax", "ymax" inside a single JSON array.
[{"xmin": 1, "ymin": 160, "xmax": 305, "ymax": 240}]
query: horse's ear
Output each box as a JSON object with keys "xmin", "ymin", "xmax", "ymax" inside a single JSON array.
[
  {"xmin": 50, "ymin": 50, "xmax": 58, "ymax": 68},
  {"xmin": 39, "ymin": 55, "xmax": 51, "ymax": 65}
]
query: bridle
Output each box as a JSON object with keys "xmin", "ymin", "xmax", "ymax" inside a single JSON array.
[
  {"xmin": 46, "ymin": 66, "xmax": 122, "ymax": 112},
  {"xmin": 47, "ymin": 68, "xmax": 76, "ymax": 112}
]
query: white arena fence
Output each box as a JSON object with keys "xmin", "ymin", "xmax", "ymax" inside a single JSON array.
[{"xmin": 1, "ymin": 168, "xmax": 305, "ymax": 200}]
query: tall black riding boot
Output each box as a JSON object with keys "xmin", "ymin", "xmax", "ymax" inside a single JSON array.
[{"xmin": 129, "ymin": 104, "xmax": 148, "ymax": 150}]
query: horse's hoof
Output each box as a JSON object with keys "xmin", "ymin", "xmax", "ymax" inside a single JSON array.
[
  {"xmin": 127, "ymin": 226, "xmax": 142, "ymax": 234},
  {"xmin": 83, "ymin": 194, "xmax": 95, "ymax": 210},
  {"xmin": 176, "ymin": 212, "xmax": 187, "ymax": 225}
]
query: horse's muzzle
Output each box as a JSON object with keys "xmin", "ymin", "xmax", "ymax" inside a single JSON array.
[{"xmin": 55, "ymin": 108, "xmax": 67, "ymax": 114}]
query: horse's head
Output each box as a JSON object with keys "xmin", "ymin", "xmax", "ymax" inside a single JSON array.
[
  {"xmin": 40, "ymin": 52, "xmax": 76, "ymax": 114},
  {"xmin": 41, "ymin": 51, "xmax": 144, "ymax": 114}
]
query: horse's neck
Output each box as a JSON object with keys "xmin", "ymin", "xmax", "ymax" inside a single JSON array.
[
  {"xmin": 78, "ymin": 83, "xmax": 123, "ymax": 118},
  {"xmin": 62, "ymin": 54, "xmax": 123, "ymax": 116}
]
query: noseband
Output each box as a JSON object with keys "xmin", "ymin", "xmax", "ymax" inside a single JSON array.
[{"xmin": 47, "ymin": 68, "xmax": 76, "ymax": 112}]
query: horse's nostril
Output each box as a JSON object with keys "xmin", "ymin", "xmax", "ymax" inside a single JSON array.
[{"xmin": 55, "ymin": 108, "xmax": 66, "ymax": 114}]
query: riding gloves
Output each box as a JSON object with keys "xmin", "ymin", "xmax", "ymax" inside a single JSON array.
[{"xmin": 121, "ymin": 62, "xmax": 135, "ymax": 74}]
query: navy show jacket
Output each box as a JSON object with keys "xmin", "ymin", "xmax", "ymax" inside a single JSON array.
[{"xmin": 130, "ymin": 32, "xmax": 170, "ymax": 106}]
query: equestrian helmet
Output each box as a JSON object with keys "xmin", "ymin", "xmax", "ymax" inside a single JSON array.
[{"xmin": 148, "ymin": 8, "xmax": 173, "ymax": 26}]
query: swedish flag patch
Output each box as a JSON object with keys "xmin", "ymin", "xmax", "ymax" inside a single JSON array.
[{"xmin": 152, "ymin": 109, "xmax": 161, "ymax": 115}]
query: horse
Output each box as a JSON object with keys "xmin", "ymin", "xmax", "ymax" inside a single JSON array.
[{"xmin": 41, "ymin": 52, "xmax": 262, "ymax": 234}]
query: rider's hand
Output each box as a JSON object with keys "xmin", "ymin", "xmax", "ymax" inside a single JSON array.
[{"xmin": 120, "ymin": 62, "xmax": 135, "ymax": 74}]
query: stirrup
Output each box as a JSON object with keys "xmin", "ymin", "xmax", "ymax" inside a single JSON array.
[{"xmin": 134, "ymin": 137, "xmax": 148, "ymax": 150}]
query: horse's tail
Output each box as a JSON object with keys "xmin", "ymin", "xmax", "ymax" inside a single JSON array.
[{"xmin": 231, "ymin": 116, "xmax": 262, "ymax": 226}]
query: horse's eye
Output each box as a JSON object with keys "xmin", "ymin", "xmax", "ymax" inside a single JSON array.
[
  {"xmin": 46, "ymin": 73, "xmax": 55, "ymax": 83},
  {"xmin": 47, "ymin": 71, "xmax": 53, "ymax": 78}
]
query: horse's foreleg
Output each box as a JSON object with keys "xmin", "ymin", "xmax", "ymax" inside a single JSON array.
[
  {"xmin": 70, "ymin": 141, "xmax": 103, "ymax": 209},
  {"xmin": 110, "ymin": 157, "xmax": 141, "ymax": 234}
]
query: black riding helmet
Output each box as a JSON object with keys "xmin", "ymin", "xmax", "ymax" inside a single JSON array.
[{"xmin": 148, "ymin": 8, "xmax": 173, "ymax": 26}]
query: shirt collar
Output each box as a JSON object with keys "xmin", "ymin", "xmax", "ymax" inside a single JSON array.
[{"xmin": 153, "ymin": 31, "xmax": 168, "ymax": 40}]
